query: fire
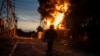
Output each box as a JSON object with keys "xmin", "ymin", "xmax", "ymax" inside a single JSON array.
[
  {"xmin": 54, "ymin": 12, "xmax": 64, "ymax": 29},
  {"xmin": 41, "ymin": 0, "xmax": 70, "ymax": 30}
]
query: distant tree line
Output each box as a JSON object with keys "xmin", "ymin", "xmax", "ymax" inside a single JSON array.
[{"xmin": 16, "ymin": 29, "xmax": 37, "ymax": 38}]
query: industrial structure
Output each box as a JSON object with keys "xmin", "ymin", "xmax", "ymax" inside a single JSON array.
[{"xmin": 0, "ymin": 0, "xmax": 17, "ymax": 37}]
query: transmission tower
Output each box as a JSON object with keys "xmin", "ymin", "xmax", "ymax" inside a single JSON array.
[{"xmin": 0, "ymin": 0, "xmax": 17, "ymax": 37}]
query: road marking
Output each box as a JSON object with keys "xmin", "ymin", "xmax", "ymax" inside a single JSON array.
[{"xmin": 9, "ymin": 40, "xmax": 19, "ymax": 56}]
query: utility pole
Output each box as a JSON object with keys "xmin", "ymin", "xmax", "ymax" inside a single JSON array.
[{"xmin": 0, "ymin": 0, "xmax": 17, "ymax": 37}]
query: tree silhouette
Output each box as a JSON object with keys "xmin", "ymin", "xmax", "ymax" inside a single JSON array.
[{"xmin": 37, "ymin": 26, "xmax": 43, "ymax": 32}]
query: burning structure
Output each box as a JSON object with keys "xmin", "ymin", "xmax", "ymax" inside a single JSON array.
[{"xmin": 38, "ymin": 0, "xmax": 71, "ymax": 40}]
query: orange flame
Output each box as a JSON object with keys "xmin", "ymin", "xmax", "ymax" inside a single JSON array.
[{"xmin": 43, "ymin": 0, "xmax": 70, "ymax": 30}]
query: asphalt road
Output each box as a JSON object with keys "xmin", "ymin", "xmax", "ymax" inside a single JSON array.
[{"xmin": 0, "ymin": 37, "xmax": 100, "ymax": 56}]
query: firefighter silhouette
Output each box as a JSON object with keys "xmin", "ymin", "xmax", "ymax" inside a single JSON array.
[{"xmin": 43, "ymin": 25, "xmax": 58, "ymax": 56}]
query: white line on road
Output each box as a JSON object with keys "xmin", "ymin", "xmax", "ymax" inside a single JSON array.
[{"xmin": 9, "ymin": 40, "xmax": 19, "ymax": 56}]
